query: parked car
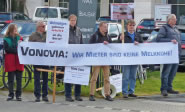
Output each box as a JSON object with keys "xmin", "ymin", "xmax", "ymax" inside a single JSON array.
[
  {"xmin": 136, "ymin": 18, "xmax": 155, "ymax": 41},
  {"xmin": 95, "ymin": 22, "xmax": 122, "ymax": 43},
  {"xmin": 0, "ymin": 21, "xmax": 36, "ymax": 43},
  {"xmin": 146, "ymin": 26, "xmax": 185, "ymax": 66},
  {"xmin": 0, "ymin": 12, "xmax": 31, "ymax": 31},
  {"xmin": 32, "ymin": 6, "xmax": 68, "ymax": 21}
]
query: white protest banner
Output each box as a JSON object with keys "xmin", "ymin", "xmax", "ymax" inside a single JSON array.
[
  {"xmin": 64, "ymin": 66, "xmax": 91, "ymax": 85},
  {"xmin": 46, "ymin": 19, "xmax": 69, "ymax": 45},
  {"xmin": 18, "ymin": 42, "xmax": 179, "ymax": 66},
  {"xmin": 110, "ymin": 74, "xmax": 122, "ymax": 93},
  {"xmin": 111, "ymin": 3, "xmax": 134, "ymax": 20}
]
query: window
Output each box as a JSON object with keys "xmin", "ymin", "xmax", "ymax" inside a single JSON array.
[
  {"xmin": 140, "ymin": 20, "xmax": 155, "ymax": 27},
  {"xmin": 59, "ymin": 0, "xmax": 69, "ymax": 8},
  {"xmin": 0, "ymin": 13, "xmax": 11, "ymax": 20},
  {"xmin": 35, "ymin": 8, "xmax": 58, "ymax": 18},
  {"xmin": 171, "ymin": 5, "xmax": 185, "ymax": 25},
  {"xmin": 60, "ymin": 9, "xmax": 68, "ymax": 18},
  {"xmin": 109, "ymin": 24, "xmax": 119, "ymax": 35},
  {"xmin": 168, "ymin": 0, "xmax": 185, "ymax": 4}
]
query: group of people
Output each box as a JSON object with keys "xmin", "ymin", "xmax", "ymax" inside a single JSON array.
[{"xmin": 3, "ymin": 13, "xmax": 181, "ymax": 102}]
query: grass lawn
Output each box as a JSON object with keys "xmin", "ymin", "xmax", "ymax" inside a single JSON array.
[
  {"xmin": 135, "ymin": 71, "xmax": 185, "ymax": 96},
  {"xmin": 0, "ymin": 70, "xmax": 185, "ymax": 97}
]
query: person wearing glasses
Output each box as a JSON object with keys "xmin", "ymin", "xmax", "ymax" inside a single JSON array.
[
  {"xmin": 119, "ymin": 19, "xmax": 142, "ymax": 98},
  {"xmin": 29, "ymin": 21, "xmax": 49, "ymax": 102},
  {"xmin": 4, "ymin": 24, "xmax": 24, "ymax": 101}
]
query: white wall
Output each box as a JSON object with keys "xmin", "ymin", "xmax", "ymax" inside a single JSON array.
[
  {"xmin": 50, "ymin": 0, "xmax": 59, "ymax": 7},
  {"xmin": 25, "ymin": 0, "xmax": 44, "ymax": 19},
  {"xmin": 100, "ymin": 0, "xmax": 109, "ymax": 17},
  {"xmin": 134, "ymin": 0, "xmax": 153, "ymax": 26},
  {"xmin": 134, "ymin": 0, "xmax": 163, "ymax": 26}
]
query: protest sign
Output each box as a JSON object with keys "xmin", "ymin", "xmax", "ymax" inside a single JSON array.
[
  {"xmin": 46, "ymin": 19, "xmax": 69, "ymax": 45},
  {"xmin": 64, "ymin": 66, "xmax": 91, "ymax": 85},
  {"xmin": 18, "ymin": 42, "xmax": 179, "ymax": 66},
  {"xmin": 111, "ymin": 3, "xmax": 134, "ymax": 20},
  {"xmin": 109, "ymin": 73, "xmax": 122, "ymax": 93}
]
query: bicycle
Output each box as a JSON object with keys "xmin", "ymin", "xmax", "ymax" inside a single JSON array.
[
  {"xmin": 137, "ymin": 65, "xmax": 147, "ymax": 84},
  {"xmin": 2, "ymin": 65, "xmax": 32, "ymax": 89}
]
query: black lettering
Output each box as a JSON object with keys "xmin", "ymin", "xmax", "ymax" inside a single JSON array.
[
  {"xmin": 36, "ymin": 49, "xmax": 43, "ymax": 56},
  {"xmin": 29, "ymin": 49, "xmax": 35, "ymax": 56},
  {"xmin": 50, "ymin": 50, "xmax": 56, "ymax": 57},
  {"xmin": 21, "ymin": 47, "xmax": 29, "ymax": 55},
  {"xmin": 58, "ymin": 51, "xmax": 64, "ymax": 57},
  {"xmin": 44, "ymin": 50, "xmax": 49, "ymax": 57}
]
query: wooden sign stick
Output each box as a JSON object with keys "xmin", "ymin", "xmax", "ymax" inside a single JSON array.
[
  {"xmin": 121, "ymin": 19, "xmax": 125, "ymax": 43},
  {"xmin": 52, "ymin": 66, "xmax": 57, "ymax": 103}
]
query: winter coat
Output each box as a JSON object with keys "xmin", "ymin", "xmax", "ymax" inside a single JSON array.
[
  {"xmin": 4, "ymin": 36, "xmax": 24, "ymax": 72},
  {"xmin": 89, "ymin": 29, "xmax": 112, "ymax": 43}
]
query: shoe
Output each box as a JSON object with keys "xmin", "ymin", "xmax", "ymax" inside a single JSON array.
[
  {"xmin": 35, "ymin": 97, "xmax": 40, "ymax": 102},
  {"xmin": 167, "ymin": 89, "xmax": 179, "ymax": 94},
  {"xmin": 16, "ymin": 96, "xmax": 22, "ymax": 101},
  {"xmin": 89, "ymin": 95, "xmax": 95, "ymax": 101},
  {"xmin": 65, "ymin": 97, "xmax": 74, "ymax": 102},
  {"xmin": 128, "ymin": 94, "xmax": 137, "ymax": 97},
  {"xmin": 42, "ymin": 96, "xmax": 49, "ymax": 102},
  {"xmin": 75, "ymin": 96, "xmax": 83, "ymax": 101},
  {"xmin": 7, "ymin": 96, "xmax": 14, "ymax": 101},
  {"xmin": 161, "ymin": 90, "xmax": 168, "ymax": 96},
  {"xmin": 123, "ymin": 94, "xmax": 128, "ymax": 98},
  {"xmin": 105, "ymin": 95, "xmax": 113, "ymax": 101}
]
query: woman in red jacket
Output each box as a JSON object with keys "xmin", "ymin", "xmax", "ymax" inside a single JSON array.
[{"xmin": 4, "ymin": 24, "xmax": 24, "ymax": 101}]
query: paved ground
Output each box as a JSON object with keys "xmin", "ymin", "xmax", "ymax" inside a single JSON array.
[{"xmin": 1, "ymin": 90, "xmax": 185, "ymax": 112}]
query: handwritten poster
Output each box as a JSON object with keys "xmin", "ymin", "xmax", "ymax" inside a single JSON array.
[{"xmin": 46, "ymin": 19, "xmax": 69, "ymax": 45}]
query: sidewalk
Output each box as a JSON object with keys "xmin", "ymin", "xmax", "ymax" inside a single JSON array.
[{"xmin": 1, "ymin": 90, "xmax": 185, "ymax": 112}]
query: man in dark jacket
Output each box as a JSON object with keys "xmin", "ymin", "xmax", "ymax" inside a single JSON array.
[
  {"xmin": 65, "ymin": 14, "xmax": 83, "ymax": 102},
  {"xmin": 156, "ymin": 14, "xmax": 181, "ymax": 96},
  {"xmin": 89, "ymin": 22, "xmax": 113, "ymax": 101}
]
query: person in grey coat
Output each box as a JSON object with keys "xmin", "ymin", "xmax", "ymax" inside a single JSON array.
[
  {"xmin": 64, "ymin": 14, "xmax": 83, "ymax": 102},
  {"xmin": 156, "ymin": 14, "xmax": 181, "ymax": 96}
]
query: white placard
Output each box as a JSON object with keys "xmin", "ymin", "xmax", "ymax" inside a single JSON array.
[
  {"xmin": 110, "ymin": 74, "xmax": 122, "ymax": 93},
  {"xmin": 46, "ymin": 19, "xmax": 69, "ymax": 45},
  {"xmin": 64, "ymin": 66, "xmax": 91, "ymax": 85}
]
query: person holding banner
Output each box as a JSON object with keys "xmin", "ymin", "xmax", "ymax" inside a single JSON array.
[
  {"xmin": 29, "ymin": 21, "xmax": 49, "ymax": 102},
  {"xmin": 156, "ymin": 14, "xmax": 181, "ymax": 97},
  {"xmin": 89, "ymin": 22, "xmax": 113, "ymax": 101},
  {"xmin": 119, "ymin": 19, "xmax": 142, "ymax": 98},
  {"xmin": 64, "ymin": 14, "xmax": 83, "ymax": 102},
  {"xmin": 4, "ymin": 24, "xmax": 24, "ymax": 101}
]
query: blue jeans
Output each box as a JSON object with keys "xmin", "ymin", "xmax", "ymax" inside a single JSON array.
[
  {"xmin": 122, "ymin": 65, "xmax": 138, "ymax": 95},
  {"xmin": 65, "ymin": 83, "xmax": 81, "ymax": 98},
  {"xmin": 34, "ymin": 65, "xmax": 48, "ymax": 98},
  {"xmin": 161, "ymin": 64, "xmax": 178, "ymax": 91}
]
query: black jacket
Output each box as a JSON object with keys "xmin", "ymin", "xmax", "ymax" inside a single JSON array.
[
  {"xmin": 89, "ymin": 29, "xmax": 112, "ymax": 43},
  {"xmin": 118, "ymin": 31, "xmax": 143, "ymax": 43}
]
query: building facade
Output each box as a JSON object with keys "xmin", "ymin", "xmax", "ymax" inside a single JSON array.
[{"xmin": 1, "ymin": 0, "xmax": 185, "ymax": 25}]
